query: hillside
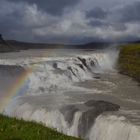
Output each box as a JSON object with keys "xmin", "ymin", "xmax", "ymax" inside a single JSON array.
[
  {"xmin": 7, "ymin": 40, "xmax": 114, "ymax": 50},
  {"xmin": 1, "ymin": 36, "xmax": 115, "ymax": 51},
  {"xmin": 0, "ymin": 114, "xmax": 82, "ymax": 140},
  {"xmin": 0, "ymin": 35, "xmax": 18, "ymax": 52},
  {"xmin": 118, "ymin": 44, "xmax": 140, "ymax": 82}
]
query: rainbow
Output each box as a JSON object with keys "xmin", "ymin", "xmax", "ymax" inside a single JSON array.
[
  {"xmin": 0, "ymin": 46, "xmax": 63, "ymax": 112},
  {"xmin": 0, "ymin": 68, "xmax": 33, "ymax": 112}
]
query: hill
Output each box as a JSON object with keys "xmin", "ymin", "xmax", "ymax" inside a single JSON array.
[
  {"xmin": 0, "ymin": 35, "xmax": 17, "ymax": 52},
  {"xmin": 118, "ymin": 43, "xmax": 140, "ymax": 83},
  {"xmin": 0, "ymin": 114, "xmax": 82, "ymax": 140},
  {"xmin": 1, "ymin": 34, "xmax": 140, "ymax": 52}
]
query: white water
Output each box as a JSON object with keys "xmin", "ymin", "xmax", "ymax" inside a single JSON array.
[
  {"xmin": 0, "ymin": 48, "xmax": 140, "ymax": 140},
  {"xmin": 89, "ymin": 114, "xmax": 140, "ymax": 140}
]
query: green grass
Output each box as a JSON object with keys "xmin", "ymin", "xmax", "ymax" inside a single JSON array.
[
  {"xmin": 0, "ymin": 114, "xmax": 82, "ymax": 140},
  {"xmin": 118, "ymin": 44, "xmax": 140, "ymax": 82}
]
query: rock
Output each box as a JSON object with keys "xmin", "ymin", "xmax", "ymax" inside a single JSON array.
[
  {"xmin": 77, "ymin": 57, "xmax": 89, "ymax": 70},
  {"xmin": 67, "ymin": 66, "xmax": 77, "ymax": 77},
  {"xmin": 78, "ymin": 100, "xmax": 120, "ymax": 138},
  {"xmin": 60, "ymin": 105, "xmax": 79, "ymax": 127},
  {"xmin": 53, "ymin": 63, "xmax": 58, "ymax": 69},
  {"xmin": 76, "ymin": 64, "xmax": 85, "ymax": 71},
  {"xmin": 85, "ymin": 100, "xmax": 120, "ymax": 110},
  {"xmin": 0, "ymin": 34, "xmax": 18, "ymax": 52},
  {"xmin": 77, "ymin": 57, "xmax": 95, "ymax": 72},
  {"xmin": 89, "ymin": 58, "xmax": 95, "ymax": 67}
]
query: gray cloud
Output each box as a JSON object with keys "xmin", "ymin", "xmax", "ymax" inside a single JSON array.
[
  {"xmin": 86, "ymin": 7, "xmax": 107, "ymax": 19},
  {"xmin": 8, "ymin": 0, "xmax": 80, "ymax": 15},
  {"xmin": 0, "ymin": 0, "xmax": 140, "ymax": 43},
  {"xmin": 119, "ymin": 1, "xmax": 140, "ymax": 23},
  {"xmin": 0, "ymin": 1, "xmax": 25, "ymax": 38}
]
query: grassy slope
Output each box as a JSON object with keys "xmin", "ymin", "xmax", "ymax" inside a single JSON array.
[
  {"xmin": 0, "ymin": 114, "xmax": 82, "ymax": 140},
  {"xmin": 118, "ymin": 44, "xmax": 140, "ymax": 82}
]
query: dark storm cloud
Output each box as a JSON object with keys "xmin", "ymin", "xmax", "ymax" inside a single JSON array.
[
  {"xmin": 8, "ymin": 0, "xmax": 80, "ymax": 15},
  {"xmin": 112, "ymin": 23, "xmax": 127, "ymax": 32},
  {"xmin": 88, "ymin": 19, "xmax": 109, "ymax": 28},
  {"xmin": 119, "ymin": 1, "xmax": 140, "ymax": 23},
  {"xmin": 0, "ymin": 1, "xmax": 22, "ymax": 37},
  {"xmin": 0, "ymin": 1, "xmax": 30, "ymax": 40},
  {"xmin": 0, "ymin": 0, "xmax": 140, "ymax": 43},
  {"xmin": 86, "ymin": 7, "xmax": 107, "ymax": 19}
]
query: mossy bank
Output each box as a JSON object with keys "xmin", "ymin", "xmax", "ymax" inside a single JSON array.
[
  {"xmin": 118, "ymin": 43, "xmax": 140, "ymax": 83},
  {"xmin": 0, "ymin": 114, "xmax": 82, "ymax": 140}
]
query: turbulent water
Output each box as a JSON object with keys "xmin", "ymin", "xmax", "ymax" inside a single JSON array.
[{"xmin": 0, "ymin": 48, "xmax": 140, "ymax": 140}]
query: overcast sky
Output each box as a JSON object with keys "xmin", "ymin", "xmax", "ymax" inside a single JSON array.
[{"xmin": 0, "ymin": 0, "xmax": 140, "ymax": 44}]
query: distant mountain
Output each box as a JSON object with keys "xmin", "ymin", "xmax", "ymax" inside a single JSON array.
[
  {"xmin": 6, "ymin": 40, "xmax": 114, "ymax": 50},
  {"xmin": 74, "ymin": 42, "xmax": 113, "ymax": 49},
  {"xmin": 0, "ymin": 34, "xmax": 140, "ymax": 53},
  {"xmin": 7, "ymin": 40, "xmax": 61, "ymax": 50}
]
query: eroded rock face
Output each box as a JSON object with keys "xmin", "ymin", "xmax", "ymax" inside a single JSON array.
[
  {"xmin": 60, "ymin": 105, "xmax": 79, "ymax": 127},
  {"xmin": 76, "ymin": 63, "xmax": 85, "ymax": 71},
  {"xmin": 77, "ymin": 57, "xmax": 96, "ymax": 73},
  {"xmin": 77, "ymin": 57, "xmax": 88, "ymax": 69},
  {"xmin": 60, "ymin": 100, "xmax": 120, "ymax": 139},
  {"xmin": 85, "ymin": 100, "xmax": 120, "ymax": 110},
  {"xmin": 78, "ymin": 100, "xmax": 120, "ymax": 138}
]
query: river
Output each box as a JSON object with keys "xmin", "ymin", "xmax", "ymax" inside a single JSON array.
[{"xmin": 0, "ymin": 48, "xmax": 140, "ymax": 140}]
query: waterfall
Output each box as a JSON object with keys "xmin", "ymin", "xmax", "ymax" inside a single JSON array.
[
  {"xmin": 89, "ymin": 114, "xmax": 140, "ymax": 140},
  {"xmin": 2, "ymin": 48, "xmax": 140, "ymax": 140},
  {"xmin": 0, "ymin": 49, "xmax": 119, "ymax": 96}
]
